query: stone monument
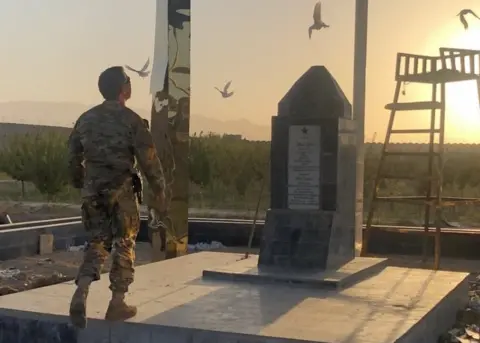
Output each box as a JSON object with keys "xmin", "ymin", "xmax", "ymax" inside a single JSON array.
[
  {"xmin": 204, "ymin": 66, "xmax": 387, "ymax": 288},
  {"xmin": 260, "ymin": 65, "xmax": 355, "ymax": 270}
]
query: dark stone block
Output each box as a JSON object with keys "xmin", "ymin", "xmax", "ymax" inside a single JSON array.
[
  {"xmin": 278, "ymin": 66, "xmax": 351, "ymax": 119},
  {"xmin": 0, "ymin": 315, "xmax": 78, "ymax": 343},
  {"xmin": 271, "ymin": 241, "xmax": 291, "ymax": 255},
  {"xmin": 321, "ymin": 122, "xmax": 339, "ymax": 153},
  {"xmin": 0, "ymin": 316, "xmax": 20, "ymax": 342},
  {"xmin": 299, "ymin": 228, "xmax": 323, "ymax": 240},
  {"xmin": 322, "ymin": 183, "xmax": 337, "ymax": 211},
  {"xmin": 273, "ymin": 255, "xmax": 292, "ymax": 267},
  {"xmin": 321, "ymin": 156, "xmax": 337, "ymax": 183},
  {"xmin": 259, "ymin": 210, "xmax": 339, "ymax": 270},
  {"xmin": 270, "ymin": 116, "xmax": 289, "ymax": 209},
  {"xmin": 260, "ymin": 66, "xmax": 356, "ymax": 272}
]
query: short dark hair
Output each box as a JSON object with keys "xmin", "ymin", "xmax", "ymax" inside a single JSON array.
[{"xmin": 98, "ymin": 66, "xmax": 130, "ymax": 101}]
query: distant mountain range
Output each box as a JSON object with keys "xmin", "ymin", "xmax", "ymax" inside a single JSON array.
[{"xmin": 0, "ymin": 101, "xmax": 270, "ymax": 141}]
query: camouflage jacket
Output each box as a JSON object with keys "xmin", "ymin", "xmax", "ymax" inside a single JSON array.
[{"xmin": 68, "ymin": 101, "xmax": 165, "ymax": 197}]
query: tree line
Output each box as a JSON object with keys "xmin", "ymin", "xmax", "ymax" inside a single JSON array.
[{"xmin": 1, "ymin": 132, "xmax": 480, "ymax": 223}]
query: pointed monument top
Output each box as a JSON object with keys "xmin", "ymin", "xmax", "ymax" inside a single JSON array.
[{"xmin": 278, "ymin": 66, "xmax": 352, "ymax": 120}]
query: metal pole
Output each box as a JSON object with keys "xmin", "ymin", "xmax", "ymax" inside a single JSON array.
[
  {"xmin": 244, "ymin": 174, "xmax": 267, "ymax": 259},
  {"xmin": 353, "ymin": 0, "xmax": 369, "ymax": 256}
]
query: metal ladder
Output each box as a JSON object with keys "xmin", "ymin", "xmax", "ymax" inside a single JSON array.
[
  {"xmin": 362, "ymin": 80, "xmax": 446, "ymax": 269},
  {"xmin": 362, "ymin": 49, "xmax": 480, "ymax": 269}
]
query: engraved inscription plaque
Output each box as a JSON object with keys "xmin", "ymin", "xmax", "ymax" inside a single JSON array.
[{"xmin": 287, "ymin": 125, "xmax": 321, "ymax": 210}]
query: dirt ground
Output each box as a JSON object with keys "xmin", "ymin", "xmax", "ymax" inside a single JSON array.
[
  {"xmin": 0, "ymin": 200, "xmax": 261, "ymax": 223},
  {"xmin": 0, "ymin": 242, "xmax": 155, "ymax": 296},
  {"xmin": 0, "ymin": 200, "xmax": 258, "ymax": 297},
  {"xmin": 0, "ymin": 201, "xmax": 81, "ymax": 222},
  {"xmin": 0, "ymin": 243, "xmax": 256, "ymax": 297}
]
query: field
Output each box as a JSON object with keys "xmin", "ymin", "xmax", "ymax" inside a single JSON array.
[{"xmin": 1, "ymin": 132, "xmax": 480, "ymax": 225}]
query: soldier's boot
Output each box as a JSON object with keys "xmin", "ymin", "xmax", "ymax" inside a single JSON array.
[
  {"xmin": 104, "ymin": 292, "xmax": 137, "ymax": 322},
  {"xmin": 69, "ymin": 276, "xmax": 92, "ymax": 329}
]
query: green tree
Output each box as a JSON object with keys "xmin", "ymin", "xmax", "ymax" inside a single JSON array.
[
  {"xmin": 0, "ymin": 133, "xmax": 36, "ymax": 183},
  {"xmin": 0, "ymin": 132, "xmax": 70, "ymax": 200},
  {"xmin": 189, "ymin": 133, "xmax": 211, "ymax": 187}
]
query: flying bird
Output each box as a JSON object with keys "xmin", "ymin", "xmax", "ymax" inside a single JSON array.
[
  {"xmin": 458, "ymin": 9, "xmax": 480, "ymax": 30},
  {"xmin": 125, "ymin": 58, "xmax": 151, "ymax": 78},
  {"xmin": 215, "ymin": 81, "xmax": 234, "ymax": 98},
  {"xmin": 309, "ymin": 1, "xmax": 329, "ymax": 39}
]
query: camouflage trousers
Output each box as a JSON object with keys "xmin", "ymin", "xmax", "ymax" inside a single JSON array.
[{"xmin": 76, "ymin": 181, "xmax": 140, "ymax": 293}]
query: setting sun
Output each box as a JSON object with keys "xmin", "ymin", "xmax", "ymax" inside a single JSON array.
[
  {"xmin": 446, "ymin": 80, "xmax": 480, "ymax": 127},
  {"xmin": 446, "ymin": 26, "xmax": 480, "ymax": 136},
  {"xmin": 420, "ymin": 23, "xmax": 480, "ymax": 142}
]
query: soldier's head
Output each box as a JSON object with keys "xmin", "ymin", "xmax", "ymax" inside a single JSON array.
[{"xmin": 98, "ymin": 66, "xmax": 132, "ymax": 105}]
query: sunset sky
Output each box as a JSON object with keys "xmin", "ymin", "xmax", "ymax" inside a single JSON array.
[{"xmin": 1, "ymin": 0, "xmax": 480, "ymax": 142}]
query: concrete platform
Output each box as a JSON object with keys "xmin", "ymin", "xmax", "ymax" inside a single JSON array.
[
  {"xmin": 0, "ymin": 252, "xmax": 469, "ymax": 343},
  {"xmin": 203, "ymin": 257, "xmax": 388, "ymax": 289}
]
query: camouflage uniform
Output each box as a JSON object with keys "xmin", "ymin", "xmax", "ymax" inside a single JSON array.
[
  {"xmin": 68, "ymin": 100, "xmax": 165, "ymax": 327},
  {"xmin": 131, "ymin": 119, "xmax": 151, "ymax": 204}
]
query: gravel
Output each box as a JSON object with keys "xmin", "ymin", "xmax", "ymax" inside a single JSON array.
[
  {"xmin": 0, "ymin": 240, "xmax": 232, "ymax": 297},
  {"xmin": 439, "ymin": 274, "xmax": 480, "ymax": 342}
]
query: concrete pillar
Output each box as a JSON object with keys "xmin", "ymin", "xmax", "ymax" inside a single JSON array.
[
  {"xmin": 39, "ymin": 233, "xmax": 54, "ymax": 255},
  {"xmin": 353, "ymin": 0, "xmax": 369, "ymax": 256},
  {"xmin": 150, "ymin": 0, "xmax": 191, "ymax": 259}
]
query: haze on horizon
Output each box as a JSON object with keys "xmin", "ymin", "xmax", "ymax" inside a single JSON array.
[{"xmin": 1, "ymin": 0, "xmax": 480, "ymax": 142}]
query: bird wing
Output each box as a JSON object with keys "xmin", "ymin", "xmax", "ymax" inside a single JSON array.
[
  {"xmin": 223, "ymin": 81, "xmax": 232, "ymax": 92},
  {"xmin": 214, "ymin": 87, "xmax": 222, "ymax": 93},
  {"xmin": 469, "ymin": 9, "xmax": 480, "ymax": 20},
  {"xmin": 140, "ymin": 58, "xmax": 150, "ymax": 72},
  {"xmin": 308, "ymin": 26, "xmax": 313, "ymax": 39},
  {"xmin": 125, "ymin": 65, "xmax": 139, "ymax": 73},
  {"xmin": 313, "ymin": 2, "xmax": 321, "ymax": 23}
]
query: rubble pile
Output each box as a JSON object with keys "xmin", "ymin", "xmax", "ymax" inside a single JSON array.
[{"xmin": 441, "ymin": 275, "xmax": 480, "ymax": 342}]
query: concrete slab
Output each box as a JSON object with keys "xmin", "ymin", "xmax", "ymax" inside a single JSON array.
[
  {"xmin": 0, "ymin": 252, "xmax": 469, "ymax": 343},
  {"xmin": 203, "ymin": 257, "xmax": 388, "ymax": 289}
]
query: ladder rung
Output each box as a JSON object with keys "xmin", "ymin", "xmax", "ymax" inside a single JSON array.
[
  {"xmin": 442, "ymin": 197, "xmax": 480, "ymax": 204},
  {"xmin": 384, "ymin": 151, "xmax": 439, "ymax": 157},
  {"xmin": 385, "ymin": 101, "xmax": 442, "ymax": 111},
  {"xmin": 380, "ymin": 174, "xmax": 431, "ymax": 180},
  {"xmin": 390, "ymin": 129, "xmax": 440, "ymax": 134},
  {"xmin": 376, "ymin": 196, "xmax": 429, "ymax": 201},
  {"xmin": 374, "ymin": 196, "xmax": 480, "ymax": 206},
  {"xmin": 374, "ymin": 196, "xmax": 435, "ymax": 205}
]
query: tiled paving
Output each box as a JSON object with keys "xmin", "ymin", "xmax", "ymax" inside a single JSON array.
[{"xmin": 0, "ymin": 252, "xmax": 469, "ymax": 343}]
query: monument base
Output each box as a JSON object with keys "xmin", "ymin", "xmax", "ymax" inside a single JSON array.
[
  {"xmin": 0, "ymin": 252, "xmax": 469, "ymax": 343},
  {"xmin": 203, "ymin": 256, "xmax": 388, "ymax": 289},
  {"xmin": 258, "ymin": 209, "xmax": 356, "ymax": 271}
]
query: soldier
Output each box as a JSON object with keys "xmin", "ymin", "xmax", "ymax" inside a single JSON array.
[{"xmin": 67, "ymin": 66, "xmax": 166, "ymax": 329}]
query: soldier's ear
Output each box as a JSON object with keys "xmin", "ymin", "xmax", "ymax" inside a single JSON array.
[{"xmin": 122, "ymin": 83, "xmax": 132, "ymax": 100}]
